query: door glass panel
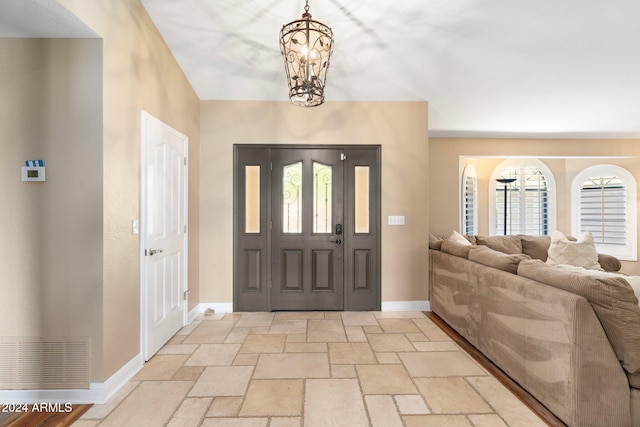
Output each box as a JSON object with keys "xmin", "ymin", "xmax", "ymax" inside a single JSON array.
[
  {"xmin": 313, "ymin": 162, "xmax": 332, "ymax": 233},
  {"xmin": 355, "ymin": 166, "xmax": 370, "ymax": 233},
  {"xmin": 245, "ymin": 165, "xmax": 260, "ymax": 233},
  {"xmin": 283, "ymin": 161, "xmax": 303, "ymax": 233}
]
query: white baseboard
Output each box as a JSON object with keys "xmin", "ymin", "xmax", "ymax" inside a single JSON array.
[
  {"xmin": 191, "ymin": 301, "xmax": 429, "ymax": 313},
  {"xmin": 0, "ymin": 353, "xmax": 143, "ymax": 404},
  {"xmin": 381, "ymin": 300, "xmax": 430, "ymax": 312},
  {"xmin": 196, "ymin": 302, "xmax": 234, "ymax": 314}
]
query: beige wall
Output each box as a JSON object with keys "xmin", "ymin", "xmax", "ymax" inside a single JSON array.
[
  {"xmin": 55, "ymin": 0, "xmax": 200, "ymax": 380},
  {"xmin": 430, "ymin": 138, "xmax": 640, "ymax": 276},
  {"xmin": 0, "ymin": 38, "xmax": 104, "ymax": 380},
  {"xmin": 200, "ymin": 101, "xmax": 429, "ymax": 305}
]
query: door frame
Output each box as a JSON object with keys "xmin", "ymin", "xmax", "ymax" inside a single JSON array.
[
  {"xmin": 139, "ymin": 110, "xmax": 189, "ymax": 360},
  {"xmin": 233, "ymin": 144, "xmax": 381, "ymax": 311}
]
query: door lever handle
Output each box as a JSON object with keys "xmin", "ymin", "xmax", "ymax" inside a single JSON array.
[
  {"xmin": 149, "ymin": 248, "xmax": 163, "ymax": 256},
  {"xmin": 330, "ymin": 238, "xmax": 342, "ymax": 245}
]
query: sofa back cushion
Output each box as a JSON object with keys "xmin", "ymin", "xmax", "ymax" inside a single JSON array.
[
  {"xmin": 468, "ymin": 246, "xmax": 530, "ymax": 274},
  {"xmin": 440, "ymin": 240, "xmax": 474, "ymax": 258},
  {"xmin": 519, "ymin": 235, "xmax": 551, "ymax": 261},
  {"xmin": 475, "ymin": 235, "xmax": 522, "ymax": 254},
  {"xmin": 518, "ymin": 259, "xmax": 640, "ymax": 376}
]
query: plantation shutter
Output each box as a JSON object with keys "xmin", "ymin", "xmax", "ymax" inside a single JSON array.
[
  {"xmin": 580, "ymin": 176, "xmax": 626, "ymax": 245},
  {"xmin": 463, "ymin": 174, "xmax": 476, "ymax": 235}
]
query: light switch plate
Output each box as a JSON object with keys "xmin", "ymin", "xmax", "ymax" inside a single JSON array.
[
  {"xmin": 132, "ymin": 219, "xmax": 139, "ymax": 235},
  {"xmin": 388, "ymin": 215, "xmax": 405, "ymax": 225}
]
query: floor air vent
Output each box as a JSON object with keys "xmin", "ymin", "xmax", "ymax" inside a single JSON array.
[{"xmin": 0, "ymin": 337, "xmax": 89, "ymax": 389}]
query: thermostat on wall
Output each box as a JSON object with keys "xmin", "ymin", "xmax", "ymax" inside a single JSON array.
[{"xmin": 22, "ymin": 160, "xmax": 46, "ymax": 182}]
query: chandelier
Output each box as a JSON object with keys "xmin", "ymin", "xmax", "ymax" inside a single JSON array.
[{"xmin": 279, "ymin": 0, "xmax": 334, "ymax": 107}]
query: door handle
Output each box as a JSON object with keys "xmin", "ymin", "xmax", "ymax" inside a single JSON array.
[
  {"xmin": 149, "ymin": 248, "xmax": 163, "ymax": 256},
  {"xmin": 330, "ymin": 238, "xmax": 342, "ymax": 245}
]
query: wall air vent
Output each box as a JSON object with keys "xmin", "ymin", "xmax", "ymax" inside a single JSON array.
[{"xmin": 0, "ymin": 337, "xmax": 89, "ymax": 389}]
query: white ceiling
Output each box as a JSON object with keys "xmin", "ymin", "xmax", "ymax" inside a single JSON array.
[{"xmin": 3, "ymin": 0, "xmax": 640, "ymax": 138}]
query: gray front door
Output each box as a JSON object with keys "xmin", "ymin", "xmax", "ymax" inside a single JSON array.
[
  {"xmin": 234, "ymin": 145, "xmax": 380, "ymax": 311},
  {"xmin": 271, "ymin": 149, "xmax": 344, "ymax": 310}
]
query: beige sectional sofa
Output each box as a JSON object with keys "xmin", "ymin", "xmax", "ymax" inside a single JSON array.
[{"xmin": 429, "ymin": 234, "xmax": 640, "ymax": 427}]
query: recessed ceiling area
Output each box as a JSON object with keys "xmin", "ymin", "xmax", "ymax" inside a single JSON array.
[{"xmin": 2, "ymin": 1, "xmax": 640, "ymax": 138}]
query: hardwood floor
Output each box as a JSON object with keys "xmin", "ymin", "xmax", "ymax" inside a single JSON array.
[
  {"xmin": 0, "ymin": 404, "xmax": 91, "ymax": 427},
  {"xmin": 424, "ymin": 311, "xmax": 567, "ymax": 427}
]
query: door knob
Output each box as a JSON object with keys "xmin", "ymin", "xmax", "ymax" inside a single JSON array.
[
  {"xmin": 149, "ymin": 248, "xmax": 163, "ymax": 256},
  {"xmin": 330, "ymin": 238, "xmax": 342, "ymax": 245}
]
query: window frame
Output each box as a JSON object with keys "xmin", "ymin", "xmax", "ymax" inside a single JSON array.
[
  {"xmin": 571, "ymin": 164, "xmax": 637, "ymax": 261},
  {"xmin": 489, "ymin": 158, "xmax": 556, "ymax": 236},
  {"xmin": 461, "ymin": 164, "xmax": 478, "ymax": 235}
]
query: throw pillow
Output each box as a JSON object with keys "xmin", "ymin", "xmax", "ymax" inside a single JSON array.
[
  {"xmin": 546, "ymin": 230, "xmax": 602, "ymax": 270},
  {"xmin": 449, "ymin": 230, "xmax": 472, "ymax": 246}
]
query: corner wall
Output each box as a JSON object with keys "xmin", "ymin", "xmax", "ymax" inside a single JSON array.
[{"xmin": 200, "ymin": 101, "xmax": 429, "ymax": 306}]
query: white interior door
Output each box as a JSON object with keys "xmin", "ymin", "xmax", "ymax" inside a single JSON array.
[{"xmin": 141, "ymin": 111, "xmax": 189, "ymax": 360}]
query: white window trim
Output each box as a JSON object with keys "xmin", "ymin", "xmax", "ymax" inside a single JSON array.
[
  {"xmin": 571, "ymin": 164, "xmax": 637, "ymax": 261},
  {"xmin": 461, "ymin": 164, "xmax": 478, "ymax": 235},
  {"xmin": 489, "ymin": 158, "xmax": 556, "ymax": 236}
]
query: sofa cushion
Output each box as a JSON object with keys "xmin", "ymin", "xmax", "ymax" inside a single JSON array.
[
  {"xmin": 598, "ymin": 253, "xmax": 622, "ymax": 273},
  {"xmin": 440, "ymin": 240, "xmax": 474, "ymax": 258},
  {"xmin": 475, "ymin": 235, "xmax": 522, "ymax": 254},
  {"xmin": 519, "ymin": 235, "xmax": 551, "ymax": 261},
  {"xmin": 428, "ymin": 234, "xmax": 448, "ymax": 250},
  {"xmin": 546, "ymin": 230, "xmax": 602, "ymax": 270},
  {"xmin": 468, "ymin": 245, "xmax": 531, "ymax": 274},
  {"xmin": 518, "ymin": 259, "xmax": 640, "ymax": 376}
]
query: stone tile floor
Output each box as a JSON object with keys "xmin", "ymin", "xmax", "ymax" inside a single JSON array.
[{"xmin": 75, "ymin": 311, "xmax": 546, "ymax": 426}]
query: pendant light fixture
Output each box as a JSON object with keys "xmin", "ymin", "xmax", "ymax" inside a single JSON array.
[{"xmin": 279, "ymin": 0, "xmax": 334, "ymax": 107}]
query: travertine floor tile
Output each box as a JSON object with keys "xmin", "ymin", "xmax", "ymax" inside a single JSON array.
[
  {"xmin": 189, "ymin": 366, "xmax": 253, "ymax": 397},
  {"xmin": 269, "ymin": 319, "xmax": 307, "ymax": 334},
  {"xmin": 80, "ymin": 381, "xmax": 139, "ymax": 419},
  {"xmin": 395, "ymin": 394, "xmax": 430, "ymax": 415},
  {"xmin": 253, "ymin": 353, "xmax": 330, "ymax": 379},
  {"xmin": 399, "ymin": 351, "xmax": 486, "ymax": 377},
  {"xmin": 378, "ymin": 318, "xmax": 421, "ymax": 333},
  {"xmin": 413, "ymin": 341, "xmax": 459, "ymax": 352},
  {"xmin": 239, "ymin": 334, "xmax": 286, "ymax": 353},
  {"xmin": 235, "ymin": 312, "xmax": 274, "ymax": 327},
  {"xmin": 99, "ymin": 381, "xmax": 192, "ymax": 427},
  {"xmin": 375, "ymin": 352, "xmax": 400, "ymax": 364},
  {"xmin": 185, "ymin": 343, "xmax": 240, "ymax": 366},
  {"xmin": 415, "ymin": 377, "xmax": 492, "ymax": 413},
  {"xmin": 328, "ymin": 342, "xmax": 376, "ymax": 364},
  {"xmin": 356, "ymin": 364, "xmax": 417, "ymax": 394},
  {"xmin": 286, "ymin": 333, "xmax": 306, "ymax": 342},
  {"xmin": 375, "ymin": 311, "xmax": 424, "ymax": 319},
  {"xmin": 331, "ymin": 364, "xmax": 356, "ymax": 378},
  {"xmin": 70, "ymin": 421, "xmax": 99, "ymax": 427},
  {"xmin": 307, "ymin": 319, "xmax": 347, "ymax": 342},
  {"xmin": 467, "ymin": 376, "xmax": 547, "ymax": 427},
  {"xmin": 239, "ymin": 379, "xmax": 303, "ymax": 416},
  {"xmin": 285, "ymin": 342, "xmax": 326, "ymax": 353},
  {"xmin": 233, "ymin": 353, "xmax": 260, "ymax": 365},
  {"xmin": 368, "ymin": 333, "xmax": 415, "ymax": 352},
  {"xmin": 468, "ymin": 414, "xmax": 509, "ymax": 427},
  {"xmin": 176, "ymin": 320, "xmax": 202, "ymax": 336},
  {"xmin": 224, "ymin": 327, "xmax": 250, "ymax": 344},
  {"xmin": 365, "ymin": 395, "xmax": 403, "ymax": 427},
  {"xmin": 413, "ymin": 318, "xmax": 452, "ymax": 341},
  {"xmin": 403, "ymin": 414, "xmax": 473, "ymax": 427},
  {"xmin": 133, "ymin": 354, "xmax": 190, "ymax": 380},
  {"xmin": 304, "ymin": 379, "xmax": 369, "ymax": 427},
  {"xmin": 274, "ymin": 312, "xmax": 324, "ymax": 320},
  {"xmin": 341, "ymin": 311, "xmax": 379, "ymax": 326},
  {"xmin": 207, "ymin": 396, "xmax": 243, "ymax": 417},
  {"xmin": 173, "ymin": 366, "xmax": 205, "ymax": 381},
  {"xmin": 167, "ymin": 397, "xmax": 211, "ymax": 427},
  {"xmin": 269, "ymin": 417, "xmax": 302, "ymax": 427},
  {"xmin": 158, "ymin": 343, "xmax": 199, "ymax": 355},
  {"xmin": 345, "ymin": 326, "xmax": 367, "ymax": 342},
  {"xmin": 363, "ymin": 325, "xmax": 383, "ymax": 334},
  {"xmin": 183, "ymin": 320, "xmax": 236, "ymax": 343},
  {"xmin": 406, "ymin": 332, "xmax": 429, "ymax": 342},
  {"xmin": 201, "ymin": 417, "xmax": 268, "ymax": 427}
]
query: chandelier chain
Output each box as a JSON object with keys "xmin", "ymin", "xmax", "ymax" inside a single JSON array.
[{"xmin": 304, "ymin": 0, "xmax": 309, "ymax": 14}]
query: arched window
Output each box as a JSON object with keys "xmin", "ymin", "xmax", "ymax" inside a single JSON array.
[
  {"xmin": 490, "ymin": 159, "xmax": 556, "ymax": 236},
  {"xmin": 461, "ymin": 165, "xmax": 478, "ymax": 235},
  {"xmin": 571, "ymin": 165, "xmax": 637, "ymax": 260}
]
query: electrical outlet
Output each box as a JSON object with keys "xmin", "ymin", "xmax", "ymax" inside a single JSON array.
[{"xmin": 388, "ymin": 215, "xmax": 405, "ymax": 225}]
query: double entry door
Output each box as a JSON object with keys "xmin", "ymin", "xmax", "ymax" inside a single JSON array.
[{"xmin": 234, "ymin": 145, "xmax": 380, "ymax": 311}]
